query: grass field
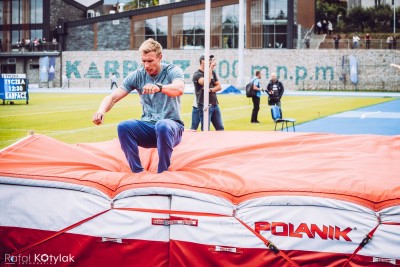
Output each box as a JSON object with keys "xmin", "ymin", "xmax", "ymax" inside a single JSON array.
[{"xmin": 0, "ymin": 92, "xmax": 394, "ymax": 149}]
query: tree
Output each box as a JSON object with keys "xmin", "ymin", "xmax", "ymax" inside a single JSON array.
[
  {"xmin": 316, "ymin": 0, "xmax": 346, "ymax": 24},
  {"xmin": 348, "ymin": 6, "xmax": 376, "ymax": 33}
]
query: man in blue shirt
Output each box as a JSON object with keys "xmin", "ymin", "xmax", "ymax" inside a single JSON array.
[
  {"xmin": 92, "ymin": 38, "xmax": 185, "ymax": 173},
  {"xmin": 250, "ymin": 70, "xmax": 262, "ymax": 123}
]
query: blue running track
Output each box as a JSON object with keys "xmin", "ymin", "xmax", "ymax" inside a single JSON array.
[{"xmin": 295, "ymin": 99, "xmax": 400, "ymax": 136}]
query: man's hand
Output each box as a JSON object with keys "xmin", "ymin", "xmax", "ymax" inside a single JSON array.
[
  {"xmin": 92, "ymin": 112, "xmax": 104, "ymax": 125},
  {"xmin": 142, "ymin": 83, "xmax": 160, "ymax": 94}
]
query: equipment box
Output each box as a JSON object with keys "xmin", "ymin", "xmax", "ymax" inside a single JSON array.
[{"xmin": 0, "ymin": 74, "xmax": 29, "ymax": 105}]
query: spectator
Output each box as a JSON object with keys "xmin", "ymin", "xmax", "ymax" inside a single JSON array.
[
  {"xmin": 42, "ymin": 37, "xmax": 47, "ymax": 51},
  {"xmin": 190, "ymin": 94, "xmax": 200, "ymax": 131},
  {"xmin": 0, "ymin": 38, "xmax": 2, "ymax": 52},
  {"xmin": 365, "ymin": 33, "xmax": 371, "ymax": 49},
  {"xmin": 322, "ymin": 20, "xmax": 328, "ymax": 35},
  {"xmin": 316, "ymin": 20, "xmax": 322, "ymax": 35},
  {"xmin": 352, "ymin": 34, "xmax": 360, "ymax": 49},
  {"xmin": 327, "ymin": 21, "xmax": 333, "ymax": 35},
  {"xmin": 267, "ymin": 72, "xmax": 284, "ymax": 107},
  {"xmin": 25, "ymin": 39, "xmax": 31, "ymax": 51},
  {"xmin": 393, "ymin": 36, "xmax": 397, "ymax": 50},
  {"xmin": 21, "ymin": 38, "xmax": 26, "ymax": 52},
  {"xmin": 17, "ymin": 39, "xmax": 22, "ymax": 52},
  {"xmin": 52, "ymin": 37, "xmax": 57, "ymax": 51},
  {"xmin": 387, "ymin": 36, "xmax": 393, "ymax": 49},
  {"xmin": 62, "ymin": 74, "xmax": 68, "ymax": 89},
  {"xmin": 305, "ymin": 35, "xmax": 310, "ymax": 49},
  {"xmin": 192, "ymin": 55, "xmax": 224, "ymax": 131},
  {"xmin": 334, "ymin": 34, "xmax": 341, "ymax": 49},
  {"xmin": 33, "ymin": 38, "xmax": 39, "ymax": 51},
  {"xmin": 250, "ymin": 70, "xmax": 263, "ymax": 124},
  {"xmin": 92, "ymin": 38, "xmax": 185, "ymax": 173},
  {"xmin": 110, "ymin": 72, "xmax": 118, "ymax": 90}
]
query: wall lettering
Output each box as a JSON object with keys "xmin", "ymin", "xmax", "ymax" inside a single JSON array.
[
  {"xmin": 66, "ymin": 61, "xmax": 81, "ymax": 79},
  {"xmin": 296, "ymin": 66, "xmax": 308, "ymax": 85},
  {"xmin": 105, "ymin": 60, "xmax": 120, "ymax": 78},
  {"xmin": 65, "ymin": 59, "xmax": 336, "ymax": 85}
]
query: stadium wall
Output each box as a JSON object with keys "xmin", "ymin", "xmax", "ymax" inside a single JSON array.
[{"xmin": 62, "ymin": 49, "xmax": 400, "ymax": 91}]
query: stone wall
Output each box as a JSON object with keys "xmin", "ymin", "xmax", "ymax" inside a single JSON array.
[
  {"xmin": 50, "ymin": 0, "xmax": 86, "ymax": 31},
  {"xmin": 97, "ymin": 18, "xmax": 131, "ymax": 51},
  {"xmin": 62, "ymin": 49, "xmax": 400, "ymax": 91},
  {"xmin": 66, "ymin": 25, "xmax": 95, "ymax": 51}
]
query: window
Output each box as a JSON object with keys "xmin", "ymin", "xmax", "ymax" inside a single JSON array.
[
  {"xmin": 134, "ymin": 16, "xmax": 167, "ymax": 48},
  {"xmin": 172, "ymin": 10, "xmax": 205, "ymax": 49},
  {"xmin": 12, "ymin": 30, "xmax": 21, "ymax": 45},
  {"xmin": 250, "ymin": 0, "xmax": 288, "ymax": 48},
  {"xmin": 30, "ymin": 64, "xmax": 39, "ymax": 69},
  {"xmin": 171, "ymin": 5, "xmax": 239, "ymax": 50},
  {"xmin": 30, "ymin": 29, "xmax": 42, "ymax": 40},
  {"xmin": 12, "ymin": 0, "xmax": 22, "ymax": 24},
  {"xmin": 263, "ymin": 0, "xmax": 288, "ymax": 48},
  {"xmin": 0, "ymin": 1, "xmax": 5, "ymax": 25},
  {"xmin": 264, "ymin": 0, "xmax": 287, "ymax": 21},
  {"xmin": 30, "ymin": 0, "xmax": 43, "ymax": 24},
  {"xmin": 221, "ymin": 5, "xmax": 239, "ymax": 48}
]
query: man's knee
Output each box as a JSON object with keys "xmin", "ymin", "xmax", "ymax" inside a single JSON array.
[
  {"xmin": 155, "ymin": 120, "xmax": 173, "ymax": 136},
  {"xmin": 118, "ymin": 120, "xmax": 138, "ymax": 136}
]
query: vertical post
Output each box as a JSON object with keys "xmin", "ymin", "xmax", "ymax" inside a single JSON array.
[
  {"xmin": 203, "ymin": 0, "xmax": 211, "ymax": 131},
  {"xmin": 297, "ymin": 24, "xmax": 302, "ymax": 49},
  {"xmin": 394, "ymin": 0, "xmax": 396, "ymax": 34},
  {"xmin": 237, "ymin": 0, "xmax": 245, "ymax": 88},
  {"xmin": 287, "ymin": 0, "xmax": 294, "ymax": 49}
]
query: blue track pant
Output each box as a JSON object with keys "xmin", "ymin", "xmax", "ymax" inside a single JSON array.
[{"xmin": 118, "ymin": 119, "xmax": 184, "ymax": 173}]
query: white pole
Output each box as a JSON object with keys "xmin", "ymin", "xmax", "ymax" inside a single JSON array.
[
  {"xmin": 394, "ymin": 1, "xmax": 396, "ymax": 34},
  {"xmin": 203, "ymin": 0, "xmax": 211, "ymax": 131},
  {"xmin": 237, "ymin": 0, "xmax": 245, "ymax": 88}
]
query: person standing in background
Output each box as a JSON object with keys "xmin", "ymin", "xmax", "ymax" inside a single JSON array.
[
  {"xmin": 190, "ymin": 94, "xmax": 200, "ymax": 131},
  {"xmin": 250, "ymin": 70, "xmax": 263, "ymax": 123},
  {"xmin": 192, "ymin": 55, "xmax": 224, "ymax": 131},
  {"xmin": 334, "ymin": 34, "xmax": 340, "ymax": 49},
  {"xmin": 365, "ymin": 33, "xmax": 371, "ymax": 49},
  {"xmin": 110, "ymin": 73, "xmax": 118, "ymax": 90},
  {"xmin": 267, "ymin": 72, "xmax": 284, "ymax": 107}
]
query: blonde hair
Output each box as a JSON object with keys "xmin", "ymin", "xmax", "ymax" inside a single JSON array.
[{"xmin": 139, "ymin": 38, "xmax": 162, "ymax": 56}]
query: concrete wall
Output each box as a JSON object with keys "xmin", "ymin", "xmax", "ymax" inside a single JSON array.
[{"xmin": 62, "ymin": 49, "xmax": 400, "ymax": 91}]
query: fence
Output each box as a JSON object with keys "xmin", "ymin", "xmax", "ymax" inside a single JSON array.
[
  {"xmin": 0, "ymin": 42, "xmax": 61, "ymax": 53},
  {"xmin": 298, "ymin": 39, "xmax": 399, "ymax": 50}
]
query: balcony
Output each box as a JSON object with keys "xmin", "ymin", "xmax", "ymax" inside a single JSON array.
[{"xmin": 0, "ymin": 43, "xmax": 61, "ymax": 57}]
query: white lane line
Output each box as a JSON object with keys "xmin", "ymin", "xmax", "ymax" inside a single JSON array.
[
  {"xmin": 331, "ymin": 111, "xmax": 400, "ymax": 119},
  {"xmin": 361, "ymin": 111, "xmax": 381, "ymax": 119}
]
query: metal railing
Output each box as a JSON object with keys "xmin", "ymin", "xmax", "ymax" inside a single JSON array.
[
  {"xmin": 299, "ymin": 39, "xmax": 399, "ymax": 50},
  {"xmin": 0, "ymin": 43, "xmax": 61, "ymax": 53}
]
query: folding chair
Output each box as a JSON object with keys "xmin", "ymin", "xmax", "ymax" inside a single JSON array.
[{"xmin": 270, "ymin": 105, "xmax": 296, "ymax": 132}]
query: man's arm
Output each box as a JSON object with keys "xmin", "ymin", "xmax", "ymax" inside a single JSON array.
[
  {"xmin": 211, "ymin": 80, "xmax": 222, "ymax": 93},
  {"xmin": 252, "ymin": 79, "xmax": 261, "ymax": 91},
  {"xmin": 198, "ymin": 60, "xmax": 217, "ymax": 87},
  {"xmin": 160, "ymin": 79, "xmax": 184, "ymax": 97},
  {"xmin": 267, "ymin": 82, "xmax": 273, "ymax": 95},
  {"xmin": 279, "ymin": 82, "xmax": 285, "ymax": 98},
  {"xmin": 92, "ymin": 87, "xmax": 129, "ymax": 125}
]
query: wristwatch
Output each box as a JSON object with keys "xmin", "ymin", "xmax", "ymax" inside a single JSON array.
[{"xmin": 155, "ymin": 83, "xmax": 163, "ymax": 92}]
